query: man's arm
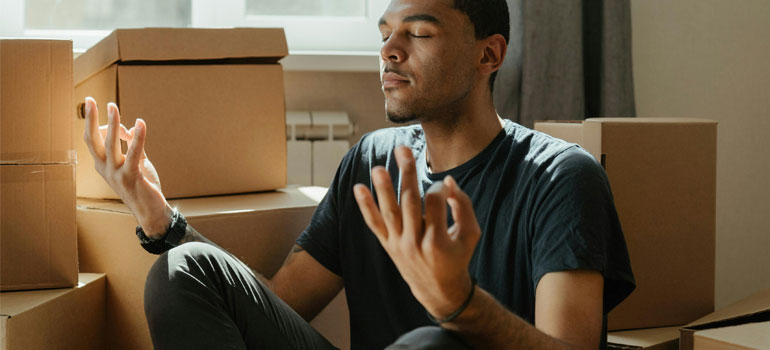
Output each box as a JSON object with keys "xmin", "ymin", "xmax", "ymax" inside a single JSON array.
[
  {"xmin": 442, "ymin": 270, "xmax": 604, "ymax": 350},
  {"xmin": 271, "ymin": 245, "xmax": 344, "ymax": 321},
  {"xmin": 354, "ymin": 146, "xmax": 604, "ymax": 349},
  {"xmin": 82, "ymin": 97, "xmax": 343, "ymax": 320}
]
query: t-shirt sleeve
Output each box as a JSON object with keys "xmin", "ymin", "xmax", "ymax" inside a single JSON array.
[
  {"xmin": 530, "ymin": 147, "xmax": 635, "ymax": 313},
  {"xmin": 295, "ymin": 141, "xmax": 361, "ymax": 278}
]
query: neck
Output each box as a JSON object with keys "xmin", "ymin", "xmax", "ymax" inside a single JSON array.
[{"xmin": 421, "ymin": 89, "xmax": 504, "ymax": 174}]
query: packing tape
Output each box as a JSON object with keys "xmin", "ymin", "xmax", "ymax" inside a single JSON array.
[{"xmin": 0, "ymin": 150, "xmax": 77, "ymax": 165}]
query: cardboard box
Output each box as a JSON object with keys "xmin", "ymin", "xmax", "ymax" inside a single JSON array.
[
  {"xmin": 311, "ymin": 290, "xmax": 351, "ymax": 350},
  {"xmin": 534, "ymin": 118, "xmax": 718, "ymax": 330},
  {"xmin": 608, "ymin": 326, "xmax": 680, "ymax": 350},
  {"xmin": 693, "ymin": 321, "xmax": 770, "ymax": 350},
  {"xmin": 680, "ymin": 286, "xmax": 770, "ymax": 350},
  {"xmin": 73, "ymin": 28, "xmax": 288, "ymax": 199},
  {"xmin": 0, "ymin": 273, "xmax": 106, "ymax": 350},
  {"xmin": 76, "ymin": 187, "xmax": 326, "ymax": 350},
  {"xmin": 1, "ymin": 163, "xmax": 77, "ymax": 291},
  {"xmin": 0, "ymin": 39, "xmax": 73, "ymax": 165}
]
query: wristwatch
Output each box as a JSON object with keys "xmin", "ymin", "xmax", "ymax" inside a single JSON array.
[{"xmin": 136, "ymin": 208, "xmax": 187, "ymax": 255}]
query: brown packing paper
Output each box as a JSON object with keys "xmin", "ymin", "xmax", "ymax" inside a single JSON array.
[
  {"xmin": 1, "ymin": 163, "xmax": 78, "ymax": 291},
  {"xmin": 534, "ymin": 118, "xmax": 718, "ymax": 331},
  {"xmin": 0, "ymin": 273, "xmax": 106, "ymax": 350},
  {"xmin": 73, "ymin": 28, "xmax": 288, "ymax": 199},
  {"xmin": 0, "ymin": 39, "xmax": 73, "ymax": 164},
  {"xmin": 76, "ymin": 187, "xmax": 350, "ymax": 350}
]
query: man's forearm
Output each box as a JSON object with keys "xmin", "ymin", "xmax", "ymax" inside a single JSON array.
[{"xmin": 443, "ymin": 287, "xmax": 572, "ymax": 350}]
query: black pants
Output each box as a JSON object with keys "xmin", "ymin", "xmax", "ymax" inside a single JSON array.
[{"xmin": 144, "ymin": 242, "xmax": 471, "ymax": 350}]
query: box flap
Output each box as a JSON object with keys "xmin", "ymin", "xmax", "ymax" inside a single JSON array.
[
  {"xmin": 685, "ymin": 286, "xmax": 770, "ymax": 329},
  {"xmin": 76, "ymin": 186, "xmax": 326, "ymax": 218},
  {"xmin": 608, "ymin": 326, "xmax": 680, "ymax": 348},
  {"xmin": 74, "ymin": 27, "xmax": 288, "ymax": 85},
  {"xmin": 694, "ymin": 321, "xmax": 770, "ymax": 349},
  {"xmin": 680, "ymin": 286, "xmax": 770, "ymax": 350},
  {"xmin": 0, "ymin": 273, "xmax": 104, "ymax": 317}
]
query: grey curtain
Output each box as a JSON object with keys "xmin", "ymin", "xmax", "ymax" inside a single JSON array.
[{"xmin": 493, "ymin": 0, "xmax": 636, "ymax": 128}]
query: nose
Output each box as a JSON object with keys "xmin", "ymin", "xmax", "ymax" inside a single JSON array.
[{"xmin": 380, "ymin": 34, "xmax": 407, "ymax": 64}]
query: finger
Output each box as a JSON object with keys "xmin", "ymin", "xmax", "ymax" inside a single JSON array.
[
  {"xmin": 104, "ymin": 103, "xmax": 122, "ymax": 165},
  {"xmin": 353, "ymin": 184, "xmax": 389, "ymax": 241},
  {"xmin": 445, "ymin": 176, "xmax": 480, "ymax": 243},
  {"xmin": 99, "ymin": 123, "xmax": 130, "ymax": 141},
  {"xmin": 83, "ymin": 97, "xmax": 105, "ymax": 160},
  {"xmin": 125, "ymin": 126, "xmax": 148, "ymax": 159},
  {"xmin": 125, "ymin": 119, "xmax": 146, "ymax": 171},
  {"xmin": 424, "ymin": 180, "xmax": 450, "ymax": 244},
  {"xmin": 372, "ymin": 166, "xmax": 402, "ymax": 236},
  {"xmin": 119, "ymin": 123, "xmax": 131, "ymax": 141},
  {"xmin": 395, "ymin": 146, "xmax": 422, "ymax": 239}
]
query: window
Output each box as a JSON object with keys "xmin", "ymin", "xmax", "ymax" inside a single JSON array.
[{"xmin": 1, "ymin": 0, "xmax": 387, "ymax": 69}]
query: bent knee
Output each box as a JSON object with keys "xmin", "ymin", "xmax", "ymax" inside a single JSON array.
[{"xmin": 144, "ymin": 243, "xmax": 224, "ymax": 301}]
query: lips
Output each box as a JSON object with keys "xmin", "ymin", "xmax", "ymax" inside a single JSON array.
[{"xmin": 381, "ymin": 72, "xmax": 410, "ymax": 88}]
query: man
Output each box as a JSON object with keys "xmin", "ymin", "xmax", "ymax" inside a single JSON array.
[{"xmin": 82, "ymin": 0, "xmax": 635, "ymax": 349}]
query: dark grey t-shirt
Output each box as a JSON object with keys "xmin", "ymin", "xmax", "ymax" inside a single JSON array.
[{"xmin": 297, "ymin": 120, "xmax": 635, "ymax": 349}]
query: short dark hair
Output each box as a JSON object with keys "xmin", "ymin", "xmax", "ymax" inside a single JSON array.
[{"xmin": 452, "ymin": 0, "xmax": 510, "ymax": 93}]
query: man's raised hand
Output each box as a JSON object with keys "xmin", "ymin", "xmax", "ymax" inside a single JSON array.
[
  {"xmin": 353, "ymin": 146, "xmax": 482, "ymax": 320},
  {"xmin": 83, "ymin": 97, "xmax": 172, "ymax": 237}
]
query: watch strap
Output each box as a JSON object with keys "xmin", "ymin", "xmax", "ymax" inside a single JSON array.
[{"xmin": 136, "ymin": 208, "xmax": 187, "ymax": 255}]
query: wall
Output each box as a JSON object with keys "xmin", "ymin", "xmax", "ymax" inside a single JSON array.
[{"xmin": 631, "ymin": 0, "xmax": 770, "ymax": 308}]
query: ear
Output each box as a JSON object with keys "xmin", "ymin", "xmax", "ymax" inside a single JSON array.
[{"xmin": 478, "ymin": 34, "xmax": 507, "ymax": 76}]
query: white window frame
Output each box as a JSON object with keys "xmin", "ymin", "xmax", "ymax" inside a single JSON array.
[{"xmin": 0, "ymin": 0, "xmax": 385, "ymax": 71}]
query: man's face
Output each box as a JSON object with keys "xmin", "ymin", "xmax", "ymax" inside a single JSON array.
[{"xmin": 378, "ymin": 0, "xmax": 479, "ymax": 124}]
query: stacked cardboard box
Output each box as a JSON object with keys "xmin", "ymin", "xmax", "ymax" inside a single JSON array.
[
  {"xmin": 71, "ymin": 28, "xmax": 351, "ymax": 349},
  {"xmin": 535, "ymin": 118, "xmax": 718, "ymax": 331},
  {"xmin": 72, "ymin": 28, "xmax": 288, "ymax": 199},
  {"xmin": 0, "ymin": 273, "xmax": 106, "ymax": 350},
  {"xmin": 77, "ymin": 187, "xmax": 327, "ymax": 349},
  {"xmin": 0, "ymin": 39, "xmax": 77, "ymax": 291},
  {"xmin": 1, "ymin": 39, "xmax": 108, "ymax": 349}
]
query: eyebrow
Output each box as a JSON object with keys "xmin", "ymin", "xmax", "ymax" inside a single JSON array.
[{"xmin": 378, "ymin": 13, "xmax": 441, "ymax": 27}]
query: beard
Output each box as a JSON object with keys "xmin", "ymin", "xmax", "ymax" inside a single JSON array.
[
  {"xmin": 386, "ymin": 110, "xmax": 418, "ymax": 124},
  {"xmin": 384, "ymin": 94, "xmax": 420, "ymax": 123}
]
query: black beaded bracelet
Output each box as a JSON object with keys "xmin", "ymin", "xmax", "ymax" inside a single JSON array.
[{"xmin": 426, "ymin": 277, "xmax": 477, "ymax": 325}]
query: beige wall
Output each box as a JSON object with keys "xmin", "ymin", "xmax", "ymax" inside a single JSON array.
[{"xmin": 631, "ymin": 0, "xmax": 770, "ymax": 308}]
